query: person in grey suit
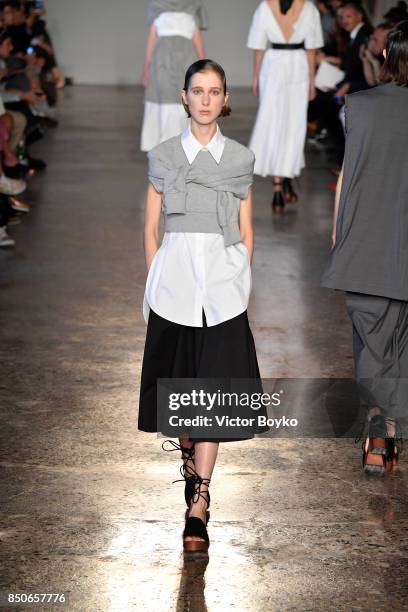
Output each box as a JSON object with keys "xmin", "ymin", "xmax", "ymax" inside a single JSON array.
[{"xmin": 321, "ymin": 20, "xmax": 408, "ymax": 476}]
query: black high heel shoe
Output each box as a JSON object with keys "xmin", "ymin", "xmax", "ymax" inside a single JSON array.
[
  {"xmin": 358, "ymin": 414, "xmax": 387, "ymax": 475},
  {"xmin": 282, "ymin": 178, "xmax": 298, "ymax": 204},
  {"xmin": 162, "ymin": 440, "xmax": 196, "ymax": 507},
  {"xmin": 183, "ymin": 475, "xmax": 211, "ymax": 555},
  {"xmin": 272, "ymin": 179, "xmax": 285, "ymax": 213},
  {"xmin": 357, "ymin": 415, "xmax": 403, "ymax": 475}
]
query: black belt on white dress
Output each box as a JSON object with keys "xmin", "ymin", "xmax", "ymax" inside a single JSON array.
[{"xmin": 270, "ymin": 41, "xmax": 305, "ymax": 50}]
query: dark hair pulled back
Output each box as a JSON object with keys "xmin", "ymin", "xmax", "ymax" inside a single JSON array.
[{"xmin": 183, "ymin": 59, "xmax": 231, "ymax": 117}]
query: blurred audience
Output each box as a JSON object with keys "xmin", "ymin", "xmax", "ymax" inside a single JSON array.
[
  {"xmin": 360, "ymin": 23, "xmax": 393, "ymax": 86},
  {"xmin": 383, "ymin": 0, "xmax": 408, "ymax": 25},
  {"xmin": 0, "ymin": 0, "xmax": 69, "ymax": 248},
  {"xmin": 308, "ymin": 0, "xmax": 403, "ymax": 173}
]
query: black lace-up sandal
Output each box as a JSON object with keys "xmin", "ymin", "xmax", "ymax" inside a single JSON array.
[
  {"xmin": 272, "ymin": 179, "xmax": 285, "ymax": 214},
  {"xmin": 282, "ymin": 178, "xmax": 298, "ymax": 203},
  {"xmin": 357, "ymin": 414, "xmax": 387, "ymax": 475},
  {"xmin": 162, "ymin": 440, "xmax": 196, "ymax": 507},
  {"xmin": 183, "ymin": 475, "xmax": 211, "ymax": 555}
]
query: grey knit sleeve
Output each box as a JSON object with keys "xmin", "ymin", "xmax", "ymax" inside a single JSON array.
[{"xmin": 147, "ymin": 148, "xmax": 169, "ymax": 193}]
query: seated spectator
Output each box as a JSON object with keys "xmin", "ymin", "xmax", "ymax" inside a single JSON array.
[
  {"xmin": 324, "ymin": 1, "xmax": 373, "ymax": 94},
  {"xmin": 0, "ymin": 0, "xmax": 63, "ymax": 249},
  {"xmin": 3, "ymin": 1, "xmax": 31, "ymax": 55},
  {"xmin": 0, "ymin": 27, "xmax": 47, "ymax": 169},
  {"xmin": 309, "ymin": 1, "xmax": 373, "ymax": 165},
  {"xmin": 337, "ymin": 1, "xmax": 373, "ymax": 90},
  {"xmin": 0, "ymin": 104, "xmax": 28, "ymax": 177},
  {"xmin": 26, "ymin": 44, "xmax": 58, "ymax": 109},
  {"xmin": 25, "ymin": 1, "xmax": 66, "ymax": 89},
  {"xmin": 360, "ymin": 23, "xmax": 393, "ymax": 86},
  {"xmin": 0, "ymin": 119, "xmax": 26, "ymax": 194}
]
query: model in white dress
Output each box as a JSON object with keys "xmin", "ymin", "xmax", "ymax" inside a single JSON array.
[{"xmin": 247, "ymin": 0, "xmax": 324, "ymax": 199}]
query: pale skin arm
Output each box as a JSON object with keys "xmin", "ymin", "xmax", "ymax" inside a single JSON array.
[
  {"xmin": 332, "ymin": 164, "xmax": 344, "ymax": 247},
  {"xmin": 142, "ymin": 25, "xmax": 158, "ymax": 87},
  {"xmin": 252, "ymin": 50, "xmax": 265, "ymax": 97},
  {"xmin": 307, "ymin": 49, "xmax": 317, "ymax": 100},
  {"xmin": 322, "ymin": 55, "xmax": 342, "ymax": 66},
  {"xmin": 239, "ymin": 187, "xmax": 254, "ymax": 263},
  {"xmin": 192, "ymin": 27, "xmax": 205, "ymax": 59},
  {"xmin": 144, "ymin": 183, "xmax": 162, "ymax": 270}
]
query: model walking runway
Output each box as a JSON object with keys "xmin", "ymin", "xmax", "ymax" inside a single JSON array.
[{"xmin": 2, "ymin": 83, "xmax": 407, "ymax": 610}]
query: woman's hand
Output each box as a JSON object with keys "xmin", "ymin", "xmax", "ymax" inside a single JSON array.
[
  {"xmin": 142, "ymin": 68, "xmax": 149, "ymax": 88},
  {"xmin": 309, "ymin": 82, "xmax": 316, "ymax": 101},
  {"xmin": 252, "ymin": 77, "xmax": 259, "ymax": 97}
]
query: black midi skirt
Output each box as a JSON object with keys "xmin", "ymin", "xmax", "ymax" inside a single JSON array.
[{"xmin": 138, "ymin": 309, "xmax": 264, "ymax": 435}]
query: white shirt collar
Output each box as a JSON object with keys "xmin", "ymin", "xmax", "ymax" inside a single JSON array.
[
  {"xmin": 350, "ymin": 22, "xmax": 364, "ymax": 40},
  {"xmin": 181, "ymin": 124, "xmax": 226, "ymax": 165}
]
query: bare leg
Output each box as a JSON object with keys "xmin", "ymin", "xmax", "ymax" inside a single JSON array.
[{"xmin": 179, "ymin": 436, "xmax": 195, "ymax": 475}]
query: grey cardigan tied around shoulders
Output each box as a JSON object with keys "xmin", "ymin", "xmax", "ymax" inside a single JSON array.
[
  {"xmin": 147, "ymin": 0, "xmax": 208, "ymax": 29},
  {"xmin": 148, "ymin": 146, "xmax": 255, "ymax": 247}
]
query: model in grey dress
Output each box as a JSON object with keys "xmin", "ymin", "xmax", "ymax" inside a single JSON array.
[
  {"xmin": 321, "ymin": 27, "xmax": 408, "ymax": 474},
  {"xmin": 141, "ymin": 0, "xmax": 207, "ymax": 151}
]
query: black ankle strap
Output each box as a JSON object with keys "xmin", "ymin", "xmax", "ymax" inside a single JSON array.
[
  {"xmin": 161, "ymin": 439, "xmax": 195, "ymax": 458},
  {"xmin": 161, "ymin": 439, "xmax": 196, "ymax": 479},
  {"xmin": 355, "ymin": 416, "xmax": 404, "ymax": 454},
  {"xmin": 191, "ymin": 474, "xmax": 211, "ymax": 508}
]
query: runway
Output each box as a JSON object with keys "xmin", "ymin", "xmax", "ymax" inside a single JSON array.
[{"xmin": 1, "ymin": 85, "xmax": 407, "ymax": 612}]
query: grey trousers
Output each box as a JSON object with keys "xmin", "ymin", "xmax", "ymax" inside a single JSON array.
[{"xmin": 346, "ymin": 292, "xmax": 408, "ymax": 420}]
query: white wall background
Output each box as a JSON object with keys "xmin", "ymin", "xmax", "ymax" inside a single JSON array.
[{"xmin": 45, "ymin": 0, "xmax": 260, "ymax": 86}]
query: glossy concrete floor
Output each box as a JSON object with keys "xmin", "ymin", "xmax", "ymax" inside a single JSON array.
[{"xmin": 0, "ymin": 86, "xmax": 407, "ymax": 612}]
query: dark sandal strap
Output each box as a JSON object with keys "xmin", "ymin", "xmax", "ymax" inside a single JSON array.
[
  {"xmin": 184, "ymin": 475, "xmax": 196, "ymax": 507},
  {"xmin": 355, "ymin": 416, "xmax": 404, "ymax": 452},
  {"xmin": 161, "ymin": 439, "xmax": 195, "ymax": 459},
  {"xmin": 161, "ymin": 439, "xmax": 196, "ymax": 479},
  {"xmin": 191, "ymin": 475, "xmax": 211, "ymax": 508},
  {"xmin": 183, "ymin": 517, "xmax": 209, "ymax": 546}
]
